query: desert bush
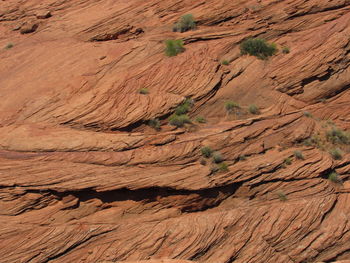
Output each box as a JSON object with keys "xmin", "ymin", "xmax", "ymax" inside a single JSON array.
[
  {"xmin": 195, "ymin": 116, "xmax": 206, "ymax": 123},
  {"xmin": 148, "ymin": 118, "xmax": 161, "ymax": 130},
  {"xmin": 282, "ymin": 46, "xmax": 290, "ymax": 54},
  {"xmin": 218, "ymin": 162, "xmax": 229, "ymax": 172},
  {"xmin": 212, "ymin": 152, "xmax": 224, "ymax": 163},
  {"xmin": 303, "ymin": 111, "xmax": 312, "ymax": 118},
  {"xmin": 329, "ymin": 148, "xmax": 343, "ymax": 160},
  {"xmin": 277, "ymin": 191, "xmax": 288, "ymax": 201},
  {"xmin": 326, "ymin": 127, "xmax": 350, "ymax": 144},
  {"xmin": 328, "ymin": 172, "xmax": 342, "ymax": 184},
  {"xmin": 175, "ymin": 98, "xmax": 193, "ymax": 115},
  {"xmin": 173, "ymin": 14, "xmax": 196, "ymax": 32},
  {"xmin": 239, "ymin": 155, "xmax": 247, "ymax": 161},
  {"xmin": 225, "ymin": 101, "xmax": 239, "ymax": 114},
  {"xmin": 284, "ymin": 157, "xmax": 292, "ymax": 165},
  {"xmin": 294, "ymin": 150, "xmax": 304, "ymax": 160},
  {"xmin": 4, "ymin": 43, "xmax": 14, "ymax": 50},
  {"xmin": 139, "ymin": 88, "xmax": 149, "ymax": 95},
  {"xmin": 248, "ymin": 104, "xmax": 260, "ymax": 114},
  {"xmin": 240, "ymin": 38, "xmax": 278, "ymax": 60},
  {"xmin": 201, "ymin": 146, "xmax": 213, "ymax": 158},
  {"xmin": 169, "ymin": 114, "xmax": 191, "ymax": 127},
  {"xmin": 221, "ymin": 60, "xmax": 230, "ymax": 65},
  {"xmin": 165, "ymin": 39, "xmax": 185, "ymax": 57},
  {"xmin": 303, "ymin": 135, "xmax": 323, "ymax": 148}
]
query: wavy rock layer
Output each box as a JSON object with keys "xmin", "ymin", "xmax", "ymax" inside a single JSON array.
[{"xmin": 1, "ymin": 0, "xmax": 350, "ymax": 262}]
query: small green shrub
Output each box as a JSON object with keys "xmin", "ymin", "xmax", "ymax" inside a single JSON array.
[
  {"xmin": 173, "ymin": 14, "xmax": 196, "ymax": 33},
  {"xmin": 326, "ymin": 120, "xmax": 335, "ymax": 126},
  {"xmin": 326, "ymin": 127, "xmax": 350, "ymax": 145},
  {"xmin": 303, "ymin": 135, "xmax": 323, "ymax": 148},
  {"xmin": 148, "ymin": 118, "xmax": 161, "ymax": 130},
  {"xmin": 239, "ymin": 155, "xmax": 247, "ymax": 161},
  {"xmin": 169, "ymin": 114, "xmax": 191, "ymax": 127},
  {"xmin": 195, "ymin": 116, "xmax": 206, "ymax": 123},
  {"xmin": 221, "ymin": 60, "xmax": 230, "ymax": 65},
  {"xmin": 248, "ymin": 104, "xmax": 260, "ymax": 114},
  {"xmin": 225, "ymin": 101, "xmax": 239, "ymax": 114},
  {"xmin": 212, "ymin": 152, "xmax": 224, "ymax": 163},
  {"xmin": 329, "ymin": 148, "xmax": 343, "ymax": 160},
  {"xmin": 284, "ymin": 157, "xmax": 292, "ymax": 165},
  {"xmin": 282, "ymin": 46, "xmax": 290, "ymax": 54},
  {"xmin": 201, "ymin": 146, "xmax": 213, "ymax": 158},
  {"xmin": 303, "ymin": 138, "xmax": 312, "ymax": 147},
  {"xmin": 175, "ymin": 98, "xmax": 193, "ymax": 115},
  {"xmin": 240, "ymin": 38, "xmax": 278, "ymax": 60},
  {"xmin": 294, "ymin": 150, "xmax": 304, "ymax": 160},
  {"xmin": 165, "ymin": 39, "xmax": 185, "ymax": 57},
  {"xmin": 4, "ymin": 43, "xmax": 14, "ymax": 50},
  {"xmin": 277, "ymin": 191, "xmax": 288, "ymax": 201},
  {"xmin": 328, "ymin": 172, "xmax": 342, "ymax": 184},
  {"xmin": 218, "ymin": 162, "xmax": 229, "ymax": 172},
  {"xmin": 303, "ymin": 111, "xmax": 312, "ymax": 118},
  {"xmin": 139, "ymin": 88, "xmax": 149, "ymax": 95}
]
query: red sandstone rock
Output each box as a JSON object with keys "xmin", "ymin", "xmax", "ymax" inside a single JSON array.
[
  {"xmin": 19, "ymin": 22, "xmax": 38, "ymax": 34},
  {"xmin": 36, "ymin": 10, "xmax": 51, "ymax": 19},
  {"xmin": 0, "ymin": 0, "xmax": 350, "ymax": 263}
]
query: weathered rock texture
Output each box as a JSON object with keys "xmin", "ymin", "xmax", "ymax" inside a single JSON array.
[{"xmin": 1, "ymin": 0, "xmax": 350, "ymax": 262}]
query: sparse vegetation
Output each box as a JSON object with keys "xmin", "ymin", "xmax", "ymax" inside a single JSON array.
[
  {"xmin": 195, "ymin": 116, "xmax": 206, "ymax": 123},
  {"xmin": 326, "ymin": 127, "xmax": 350, "ymax": 145},
  {"xmin": 294, "ymin": 150, "xmax": 304, "ymax": 160},
  {"xmin": 240, "ymin": 38, "xmax": 278, "ymax": 60},
  {"xmin": 139, "ymin": 88, "xmax": 149, "ymax": 95},
  {"xmin": 326, "ymin": 120, "xmax": 335, "ymax": 126},
  {"xmin": 303, "ymin": 135, "xmax": 322, "ymax": 148},
  {"xmin": 173, "ymin": 14, "xmax": 196, "ymax": 33},
  {"xmin": 4, "ymin": 43, "xmax": 14, "ymax": 50},
  {"xmin": 225, "ymin": 101, "xmax": 239, "ymax": 114},
  {"xmin": 301, "ymin": 124, "xmax": 349, "ymax": 156},
  {"xmin": 284, "ymin": 157, "xmax": 292, "ymax": 165},
  {"xmin": 212, "ymin": 152, "xmax": 224, "ymax": 163},
  {"xmin": 201, "ymin": 146, "xmax": 213, "ymax": 158},
  {"xmin": 168, "ymin": 98, "xmax": 194, "ymax": 128},
  {"xmin": 248, "ymin": 104, "xmax": 260, "ymax": 115},
  {"xmin": 239, "ymin": 155, "xmax": 247, "ymax": 161},
  {"xmin": 218, "ymin": 162, "xmax": 229, "ymax": 172},
  {"xmin": 329, "ymin": 148, "xmax": 343, "ymax": 160},
  {"xmin": 165, "ymin": 39, "xmax": 185, "ymax": 57},
  {"xmin": 169, "ymin": 114, "xmax": 191, "ymax": 127},
  {"xmin": 328, "ymin": 172, "xmax": 342, "ymax": 184},
  {"xmin": 175, "ymin": 98, "xmax": 193, "ymax": 115},
  {"xmin": 282, "ymin": 46, "xmax": 290, "ymax": 54},
  {"xmin": 148, "ymin": 118, "xmax": 161, "ymax": 130},
  {"xmin": 303, "ymin": 138, "xmax": 312, "ymax": 147},
  {"xmin": 303, "ymin": 111, "xmax": 312, "ymax": 118},
  {"xmin": 221, "ymin": 60, "xmax": 230, "ymax": 65},
  {"xmin": 277, "ymin": 191, "xmax": 288, "ymax": 201}
]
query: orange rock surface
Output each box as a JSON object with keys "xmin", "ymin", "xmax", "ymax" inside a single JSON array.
[{"xmin": 1, "ymin": 0, "xmax": 350, "ymax": 262}]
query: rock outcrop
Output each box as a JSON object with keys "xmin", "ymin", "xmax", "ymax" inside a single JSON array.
[{"xmin": 1, "ymin": 0, "xmax": 350, "ymax": 262}]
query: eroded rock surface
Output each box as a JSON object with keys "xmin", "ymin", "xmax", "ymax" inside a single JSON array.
[{"xmin": 1, "ymin": 0, "xmax": 350, "ymax": 262}]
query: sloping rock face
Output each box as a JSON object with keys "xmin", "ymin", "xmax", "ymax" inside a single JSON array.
[{"xmin": 1, "ymin": 0, "xmax": 350, "ymax": 262}]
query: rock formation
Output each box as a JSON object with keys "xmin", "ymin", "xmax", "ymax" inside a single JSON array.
[{"xmin": 1, "ymin": 0, "xmax": 350, "ymax": 262}]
